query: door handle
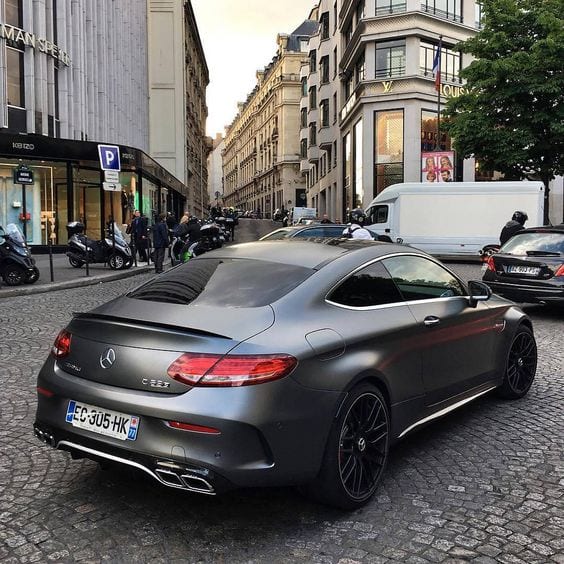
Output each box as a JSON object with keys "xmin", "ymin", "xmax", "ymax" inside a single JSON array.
[{"xmin": 424, "ymin": 316, "xmax": 440, "ymax": 326}]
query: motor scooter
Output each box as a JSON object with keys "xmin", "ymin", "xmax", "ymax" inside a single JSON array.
[
  {"xmin": 66, "ymin": 221, "xmax": 132, "ymax": 270},
  {"xmin": 0, "ymin": 223, "xmax": 40, "ymax": 286}
]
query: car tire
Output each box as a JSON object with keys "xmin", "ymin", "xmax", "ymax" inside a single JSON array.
[
  {"xmin": 306, "ymin": 384, "xmax": 390, "ymax": 510},
  {"xmin": 496, "ymin": 325, "xmax": 537, "ymax": 399},
  {"xmin": 2, "ymin": 264, "xmax": 26, "ymax": 286}
]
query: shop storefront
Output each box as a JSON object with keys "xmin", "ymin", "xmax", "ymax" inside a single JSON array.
[{"xmin": 0, "ymin": 134, "xmax": 188, "ymax": 249}]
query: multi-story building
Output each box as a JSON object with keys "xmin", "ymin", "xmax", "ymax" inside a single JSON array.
[
  {"xmin": 0, "ymin": 0, "xmax": 210, "ymax": 247},
  {"xmin": 222, "ymin": 19, "xmax": 317, "ymax": 217},
  {"xmin": 301, "ymin": 0, "xmax": 481, "ymax": 222},
  {"xmin": 302, "ymin": 0, "xmax": 562, "ymax": 224},
  {"xmin": 147, "ymin": 0, "xmax": 211, "ymax": 218},
  {"xmin": 207, "ymin": 133, "xmax": 224, "ymax": 207},
  {"xmin": 299, "ymin": 3, "xmax": 342, "ymax": 221}
]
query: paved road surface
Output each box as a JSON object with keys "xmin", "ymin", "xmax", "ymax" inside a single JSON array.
[{"xmin": 0, "ymin": 219, "xmax": 562, "ymax": 563}]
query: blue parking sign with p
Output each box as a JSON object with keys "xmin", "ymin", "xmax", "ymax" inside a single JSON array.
[{"xmin": 98, "ymin": 145, "xmax": 121, "ymax": 171}]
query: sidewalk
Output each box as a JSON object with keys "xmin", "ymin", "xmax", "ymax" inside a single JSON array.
[{"xmin": 0, "ymin": 252, "xmax": 155, "ymax": 299}]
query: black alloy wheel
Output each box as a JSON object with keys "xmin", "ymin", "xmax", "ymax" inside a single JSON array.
[
  {"xmin": 2, "ymin": 264, "xmax": 25, "ymax": 286},
  {"xmin": 497, "ymin": 326, "xmax": 537, "ymax": 399},
  {"xmin": 24, "ymin": 266, "xmax": 40, "ymax": 284},
  {"xmin": 307, "ymin": 384, "xmax": 389, "ymax": 510}
]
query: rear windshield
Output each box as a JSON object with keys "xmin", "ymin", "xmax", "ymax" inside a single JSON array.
[
  {"xmin": 128, "ymin": 258, "xmax": 313, "ymax": 306},
  {"xmin": 501, "ymin": 232, "xmax": 564, "ymax": 255}
]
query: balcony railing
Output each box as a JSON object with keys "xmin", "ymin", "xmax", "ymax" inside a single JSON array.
[{"xmin": 375, "ymin": 2, "xmax": 407, "ymax": 16}]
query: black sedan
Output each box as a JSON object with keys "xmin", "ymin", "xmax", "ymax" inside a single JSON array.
[
  {"xmin": 482, "ymin": 226, "xmax": 564, "ymax": 305},
  {"xmin": 35, "ymin": 240, "xmax": 536, "ymax": 509}
]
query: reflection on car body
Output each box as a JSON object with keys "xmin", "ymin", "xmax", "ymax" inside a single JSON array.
[{"xmin": 35, "ymin": 239, "xmax": 537, "ymax": 509}]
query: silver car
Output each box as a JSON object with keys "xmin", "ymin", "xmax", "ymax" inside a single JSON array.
[{"xmin": 35, "ymin": 239, "xmax": 536, "ymax": 509}]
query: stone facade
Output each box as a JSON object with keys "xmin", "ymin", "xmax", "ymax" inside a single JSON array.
[{"xmin": 222, "ymin": 20, "xmax": 317, "ymax": 217}]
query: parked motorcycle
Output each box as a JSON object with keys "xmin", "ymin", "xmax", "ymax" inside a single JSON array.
[
  {"xmin": 172, "ymin": 221, "xmax": 222, "ymax": 264},
  {"xmin": 0, "ymin": 223, "xmax": 40, "ymax": 286},
  {"xmin": 66, "ymin": 221, "xmax": 132, "ymax": 270}
]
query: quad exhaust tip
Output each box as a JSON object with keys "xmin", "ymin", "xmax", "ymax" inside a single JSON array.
[{"xmin": 33, "ymin": 429, "xmax": 216, "ymax": 496}]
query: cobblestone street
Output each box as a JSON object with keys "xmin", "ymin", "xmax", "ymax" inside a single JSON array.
[{"xmin": 0, "ymin": 249, "xmax": 563, "ymax": 563}]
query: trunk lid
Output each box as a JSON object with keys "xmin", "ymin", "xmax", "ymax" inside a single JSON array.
[{"xmin": 59, "ymin": 296, "xmax": 274, "ymax": 393}]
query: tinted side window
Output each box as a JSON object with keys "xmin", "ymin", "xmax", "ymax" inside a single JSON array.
[
  {"xmin": 382, "ymin": 255, "xmax": 465, "ymax": 301},
  {"xmin": 328, "ymin": 261, "xmax": 403, "ymax": 307}
]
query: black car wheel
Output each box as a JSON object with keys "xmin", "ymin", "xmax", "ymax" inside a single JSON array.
[
  {"xmin": 307, "ymin": 384, "xmax": 389, "ymax": 510},
  {"xmin": 121, "ymin": 256, "xmax": 133, "ymax": 269},
  {"xmin": 2, "ymin": 264, "xmax": 25, "ymax": 286},
  {"xmin": 24, "ymin": 266, "xmax": 40, "ymax": 284},
  {"xmin": 108, "ymin": 254, "xmax": 125, "ymax": 270},
  {"xmin": 497, "ymin": 326, "xmax": 537, "ymax": 399},
  {"xmin": 68, "ymin": 256, "xmax": 84, "ymax": 268}
]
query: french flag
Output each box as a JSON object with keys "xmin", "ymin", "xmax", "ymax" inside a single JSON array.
[{"xmin": 432, "ymin": 40, "xmax": 442, "ymax": 92}]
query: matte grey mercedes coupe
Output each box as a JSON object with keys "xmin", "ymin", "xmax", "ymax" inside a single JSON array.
[{"xmin": 35, "ymin": 239, "xmax": 537, "ymax": 509}]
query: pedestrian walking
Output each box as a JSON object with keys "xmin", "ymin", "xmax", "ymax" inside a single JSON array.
[
  {"xmin": 152, "ymin": 213, "xmax": 169, "ymax": 274},
  {"xmin": 130, "ymin": 210, "xmax": 148, "ymax": 261},
  {"xmin": 320, "ymin": 214, "xmax": 333, "ymax": 224}
]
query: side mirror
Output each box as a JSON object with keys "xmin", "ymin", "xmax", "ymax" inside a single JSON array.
[{"xmin": 468, "ymin": 280, "xmax": 492, "ymax": 308}]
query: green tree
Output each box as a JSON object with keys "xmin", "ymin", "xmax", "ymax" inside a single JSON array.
[{"xmin": 443, "ymin": 0, "xmax": 564, "ymax": 223}]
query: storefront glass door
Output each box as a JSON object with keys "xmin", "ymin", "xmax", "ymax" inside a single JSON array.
[{"xmin": 73, "ymin": 167, "xmax": 102, "ymax": 240}]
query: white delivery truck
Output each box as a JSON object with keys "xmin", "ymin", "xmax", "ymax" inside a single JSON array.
[
  {"xmin": 291, "ymin": 207, "xmax": 318, "ymax": 225},
  {"xmin": 364, "ymin": 181, "xmax": 545, "ymax": 257}
]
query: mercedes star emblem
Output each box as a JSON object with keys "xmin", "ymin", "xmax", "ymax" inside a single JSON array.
[{"xmin": 100, "ymin": 348, "xmax": 116, "ymax": 369}]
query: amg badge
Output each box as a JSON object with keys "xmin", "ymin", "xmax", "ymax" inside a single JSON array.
[{"xmin": 142, "ymin": 378, "xmax": 170, "ymax": 389}]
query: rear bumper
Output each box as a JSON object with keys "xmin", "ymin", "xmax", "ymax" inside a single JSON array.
[
  {"xmin": 35, "ymin": 357, "xmax": 343, "ymax": 492},
  {"xmin": 483, "ymin": 280, "xmax": 564, "ymax": 304}
]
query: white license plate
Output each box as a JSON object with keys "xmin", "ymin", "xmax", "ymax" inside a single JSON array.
[
  {"xmin": 65, "ymin": 400, "xmax": 139, "ymax": 441},
  {"xmin": 507, "ymin": 265, "xmax": 540, "ymax": 275}
]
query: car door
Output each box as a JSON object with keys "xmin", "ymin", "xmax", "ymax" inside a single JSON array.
[{"xmin": 382, "ymin": 254, "xmax": 497, "ymax": 406}]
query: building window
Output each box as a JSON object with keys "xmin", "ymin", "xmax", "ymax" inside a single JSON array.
[
  {"xmin": 421, "ymin": 110, "xmax": 452, "ymax": 153},
  {"xmin": 353, "ymin": 119, "xmax": 363, "ymax": 208},
  {"xmin": 376, "ymin": 0, "xmax": 407, "ymax": 15},
  {"xmin": 300, "ymin": 138, "xmax": 308, "ymax": 158},
  {"xmin": 343, "ymin": 133, "xmax": 352, "ymax": 214},
  {"xmin": 333, "ymin": 92, "xmax": 338, "ymax": 123},
  {"xmin": 320, "ymin": 56, "xmax": 330, "ymax": 84},
  {"xmin": 309, "ymin": 50, "xmax": 317, "ymax": 73},
  {"xmin": 300, "ymin": 39, "xmax": 309, "ymax": 52},
  {"xmin": 475, "ymin": 2, "xmax": 484, "ymax": 28},
  {"xmin": 320, "ymin": 99, "xmax": 330, "ymax": 127},
  {"xmin": 333, "ymin": 47, "xmax": 338, "ymax": 79},
  {"xmin": 374, "ymin": 110, "xmax": 404, "ymax": 195},
  {"xmin": 5, "ymin": 0, "xmax": 22, "ymax": 26},
  {"xmin": 420, "ymin": 41, "xmax": 462, "ymax": 84},
  {"xmin": 355, "ymin": 53, "xmax": 365, "ymax": 83},
  {"xmin": 375, "ymin": 40, "xmax": 406, "ymax": 78},
  {"xmin": 333, "ymin": 2, "xmax": 338, "ymax": 32},
  {"xmin": 344, "ymin": 22, "xmax": 353, "ymax": 46},
  {"xmin": 301, "ymin": 77, "xmax": 308, "ymax": 96},
  {"xmin": 420, "ymin": 0, "xmax": 462, "ymax": 23},
  {"xmin": 301, "ymin": 107, "xmax": 308, "ymax": 128},
  {"xmin": 6, "ymin": 47, "xmax": 24, "ymax": 108},
  {"xmin": 344, "ymin": 74, "xmax": 354, "ymax": 100},
  {"xmin": 309, "ymin": 87, "xmax": 317, "ymax": 110},
  {"xmin": 309, "ymin": 123, "xmax": 317, "ymax": 147},
  {"xmin": 356, "ymin": 0, "xmax": 365, "ymax": 24},
  {"xmin": 320, "ymin": 12, "xmax": 330, "ymax": 40}
]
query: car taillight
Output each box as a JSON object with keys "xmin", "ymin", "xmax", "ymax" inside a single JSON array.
[
  {"xmin": 554, "ymin": 264, "xmax": 564, "ymax": 277},
  {"xmin": 486, "ymin": 256, "xmax": 495, "ymax": 272},
  {"xmin": 167, "ymin": 353, "xmax": 298, "ymax": 387},
  {"xmin": 51, "ymin": 329, "xmax": 72, "ymax": 358}
]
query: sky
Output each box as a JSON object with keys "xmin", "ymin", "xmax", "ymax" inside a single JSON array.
[{"xmin": 191, "ymin": 0, "xmax": 314, "ymax": 137}]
